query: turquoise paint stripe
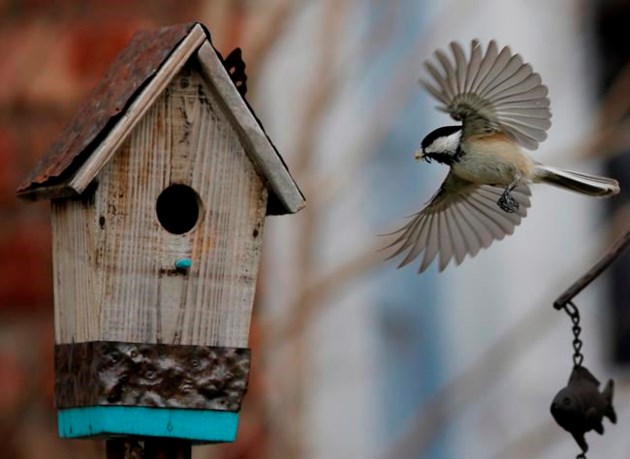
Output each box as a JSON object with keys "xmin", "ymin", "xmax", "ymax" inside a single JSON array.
[{"xmin": 58, "ymin": 406, "xmax": 239, "ymax": 442}]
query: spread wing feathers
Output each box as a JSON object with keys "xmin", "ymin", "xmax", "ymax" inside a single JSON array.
[
  {"xmin": 383, "ymin": 174, "xmax": 531, "ymax": 273},
  {"xmin": 421, "ymin": 40, "xmax": 552, "ymax": 150}
]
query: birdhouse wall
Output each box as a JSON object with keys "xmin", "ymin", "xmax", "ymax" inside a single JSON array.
[{"xmin": 51, "ymin": 59, "xmax": 268, "ymax": 348}]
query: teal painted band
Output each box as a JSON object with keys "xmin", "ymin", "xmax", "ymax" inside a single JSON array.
[{"xmin": 58, "ymin": 406, "xmax": 239, "ymax": 442}]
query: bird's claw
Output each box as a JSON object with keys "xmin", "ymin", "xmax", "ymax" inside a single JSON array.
[{"xmin": 497, "ymin": 189, "xmax": 519, "ymax": 213}]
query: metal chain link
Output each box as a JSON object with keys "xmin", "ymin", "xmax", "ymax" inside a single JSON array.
[
  {"xmin": 559, "ymin": 301, "xmax": 587, "ymax": 458},
  {"xmin": 561, "ymin": 300, "xmax": 584, "ymax": 368}
]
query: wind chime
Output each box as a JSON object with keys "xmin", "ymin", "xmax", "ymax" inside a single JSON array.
[{"xmin": 549, "ymin": 229, "xmax": 630, "ymax": 458}]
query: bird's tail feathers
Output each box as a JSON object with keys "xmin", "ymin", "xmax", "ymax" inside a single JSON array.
[{"xmin": 534, "ymin": 165, "xmax": 619, "ymax": 197}]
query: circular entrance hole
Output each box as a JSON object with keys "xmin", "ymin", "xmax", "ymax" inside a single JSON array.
[{"xmin": 156, "ymin": 184, "xmax": 201, "ymax": 234}]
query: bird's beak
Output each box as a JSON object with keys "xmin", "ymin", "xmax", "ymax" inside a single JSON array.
[{"xmin": 414, "ymin": 149, "xmax": 424, "ymax": 161}]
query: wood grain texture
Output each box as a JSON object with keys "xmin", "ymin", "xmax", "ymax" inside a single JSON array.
[
  {"xmin": 196, "ymin": 42, "xmax": 305, "ymax": 214},
  {"xmin": 52, "ymin": 59, "xmax": 267, "ymax": 347},
  {"xmin": 24, "ymin": 29, "xmax": 304, "ymax": 217},
  {"xmin": 68, "ymin": 24, "xmax": 207, "ymax": 195}
]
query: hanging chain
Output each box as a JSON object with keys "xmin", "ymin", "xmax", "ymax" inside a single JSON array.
[
  {"xmin": 559, "ymin": 300, "xmax": 584, "ymax": 368},
  {"xmin": 559, "ymin": 300, "xmax": 586, "ymax": 459}
]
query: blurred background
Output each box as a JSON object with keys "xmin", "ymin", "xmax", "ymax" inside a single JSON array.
[{"xmin": 1, "ymin": 0, "xmax": 630, "ymax": 458}]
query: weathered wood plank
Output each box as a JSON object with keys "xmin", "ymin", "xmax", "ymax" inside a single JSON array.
[
  {"xmin": 196, "ymin": 42, "xmax": 305, "ymax": 214},
  {"xmin": 67, "ymin": 24, "xmax": 207, "ymax": 195},
  {"xmin": 53, "ymin": 60, "xmax": 267, "ymax": 347},
  {"xmin": 52, "ymin": 193, "xmax": 104, "ymax": 343}
]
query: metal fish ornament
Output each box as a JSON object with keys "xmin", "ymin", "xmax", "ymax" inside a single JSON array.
[{"xmin": 550, "ymin": 365, "xmax": 616, "ymax": 453}]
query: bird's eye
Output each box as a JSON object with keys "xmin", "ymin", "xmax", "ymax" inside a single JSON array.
[{"xmin": 562, "ymin": 397, "xmax": 572, "ymax": 406}]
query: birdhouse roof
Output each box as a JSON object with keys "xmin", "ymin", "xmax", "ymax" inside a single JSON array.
[{"xmin": 16, "ymin": 22, "xmax": 304, "ymax": 215}]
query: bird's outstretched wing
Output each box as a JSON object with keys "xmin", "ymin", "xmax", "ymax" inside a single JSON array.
[
  {"xmin": 421, "ymin": 40, "xmax": 551, "ymax": 150},
  {"xmin": 384, "ymin": 173, "xmax": 531, "ymax": 273}
]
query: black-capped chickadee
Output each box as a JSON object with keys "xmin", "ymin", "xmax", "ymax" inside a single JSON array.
[{"xmin": 385, "ymin": 40, "xmax": 620, "ymax": 273}]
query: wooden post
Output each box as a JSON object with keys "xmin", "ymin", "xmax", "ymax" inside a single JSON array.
[
  {"xmin": 106, "ymin": 439, "xmax": 143, "ymax": 459},
  {"xmin": 106, "ymin": 439, "xmax": 191, "ymax": 459}
]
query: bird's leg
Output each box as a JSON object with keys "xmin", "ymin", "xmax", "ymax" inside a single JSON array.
[
  {"xmin": 497, "ymin": 179, "xmax": 521, "ymax": 214},
  {"xmin": 497, "ymin": 189, "xmax": 518, "ymax": 213}
]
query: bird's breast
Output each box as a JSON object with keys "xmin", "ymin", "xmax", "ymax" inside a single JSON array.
[{"xmin": 453, "ymin": 135, "xmax": 535, "ymax": 186}]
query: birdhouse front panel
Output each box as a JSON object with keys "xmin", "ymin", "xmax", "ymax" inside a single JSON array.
[{"xmin": 51, "ymin": 59, "xmax": 267, "ymax": 348}]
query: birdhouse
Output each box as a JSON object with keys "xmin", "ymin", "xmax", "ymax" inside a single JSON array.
[{"xmin": 16, "ymin": 22, "xmax": 304, "ymax": 443}]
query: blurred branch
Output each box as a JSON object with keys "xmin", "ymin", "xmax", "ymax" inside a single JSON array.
[
  {"xmin": 579, "ymin": 120, "xmax": 630, "ymax": 162},
  {"xmin": 594, "ymin": 61, "xmax": 630, "ymax": 129},
  {"xmin": 307, "ymin": 108, "xmax": 630, "ymax": 221},
  {"xmin": 263, "ymin": 0, "xmax": 484, "ymax": 352},
  {"xmin": 306, "ymin": 36, "xmax": 630, "ymax": 209},
  {"xmin": 299, "ymin": 11, "xmax": 473, "ymax": 206},
  {"xmin": 575, "ymin": 61, "xmax": 630, "ymax": 160},
  {"xmin": 263, "ymin": 5, "xmax": 479, "ymax": 356},
  {"xmin": 269, "ymin": 5, "xmax": 437, "ymax": 343},
  {"xmin": 374, "ymin": 218, "xmax": 621, "ymax": 459},
  {"xmin": 486, "ymin": 419, "xmax": 561, "ymax": 459},
  {"xmin": 374, "ymin": 295, "xmax": 561, "ymax": 459},
  {"xmin": 267, "ymin": 242, "xmax": 382, "ymax": 346},
  {"xmin": 490, "ymin": 384, "xmax": 630, "ymax": 459},
  {"xmin": 201, "ymin": 0, "xmax": 309, "ymax": 85},
  {"xmin": 554, "ymin": 224, "xmax": 630, "ymax": 309},
  {"xmin": 242, "ymin": 0, "xmax": 295, "ymax": 80},
  {"xmin": 291, "ymin": 3, "xmax": 347, "ymax": 175},
  {"xmin": 274, "ymin": 1, "xmax": 351, "ymax": 457},
  {"xmin": 250, "ymin": 3, "xmax": 630, "ymax": 457}
]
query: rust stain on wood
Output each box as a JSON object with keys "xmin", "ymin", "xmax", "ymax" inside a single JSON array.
[{"xmin": 17, "ymin": 23, "xmax": 199, "ymax": 194}]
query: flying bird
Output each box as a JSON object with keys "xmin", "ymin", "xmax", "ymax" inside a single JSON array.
[{"xmin": 385, "ymin": 40, "xmax": 620, "ymax": 273}]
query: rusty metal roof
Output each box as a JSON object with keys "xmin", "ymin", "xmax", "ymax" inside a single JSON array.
[
  {"xmin": 17, "ymin": 22, "xmax": 304, "ymax": 215},
  {"xmin": 17, "ymin": 22, "xmax": 199, "ymax": 195}
]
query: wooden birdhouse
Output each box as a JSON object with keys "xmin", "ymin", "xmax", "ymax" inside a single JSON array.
[{"xmin": 16, "ymin": 22, "xmax": 304, "ymax": 443}]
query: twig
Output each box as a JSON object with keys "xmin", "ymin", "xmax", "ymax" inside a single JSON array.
[
  {"xmin": 267, "ymin": 243, "xmax": 382, "ymax": 346},
  {"xmin": 593, "ymin": 61, "xmax": 630, "ymax": 131},
  {"xmin": 242, "ymin": 0, "xmax": 294, "ymax": 80},
  {"xmin": 374, "ymin": 289, "xmax": 564, "ymax": 459},
  {"xmin": 553, "ymin": 225, "xmax": 630, "ymax": 309},
  {"xmin": 374, "ymin": 218, "xmax": 624, "ymax": 459}
]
